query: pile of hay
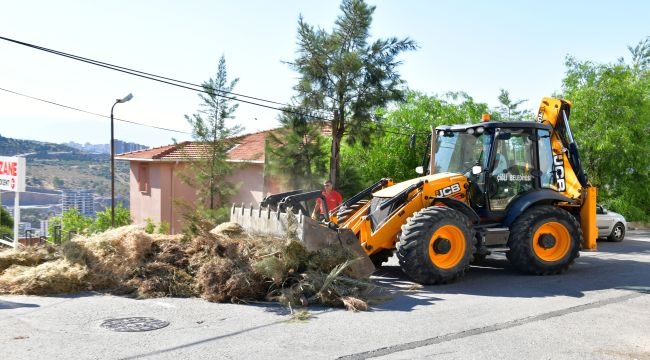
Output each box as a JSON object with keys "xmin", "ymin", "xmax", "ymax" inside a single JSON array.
[{"xmin": 0, "ymin": 223, "xmax": 373, "ymax": 310}]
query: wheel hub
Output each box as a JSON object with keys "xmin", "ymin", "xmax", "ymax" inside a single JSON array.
[
  {"xmin": 538, "ymin": 233, "xmax": 556, "ymax": 249},
  {"xmin": 433, "ymin": 237, "xmax": 452, "ymax": 254}
]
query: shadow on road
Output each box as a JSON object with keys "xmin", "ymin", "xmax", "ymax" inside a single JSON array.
[
  {"xmin": 0, "ymin": 299, "xmax": 40, "ymax": 309},
  {"xmin": 368, "ymin": 237, "xmax": 650, "ymax": 311}
]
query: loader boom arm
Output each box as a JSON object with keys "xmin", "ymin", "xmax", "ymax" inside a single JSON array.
[{"xmin": 536, "ymin": 97, "xmax": 597, "ymax": 250}]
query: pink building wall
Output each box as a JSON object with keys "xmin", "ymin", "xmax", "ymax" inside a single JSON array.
[{"xmin": 128, "ymin": 161, "xmax": 266, "ymax": 234}]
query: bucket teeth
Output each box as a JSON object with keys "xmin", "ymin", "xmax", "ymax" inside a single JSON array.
[{"xmin": 230, "ymin": 204, "xmax": 376, "ymax": 278}]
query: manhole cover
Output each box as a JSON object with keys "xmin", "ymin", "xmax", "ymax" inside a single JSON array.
[{"xmin": 100, "ymin": 317, "xmax": 169, "ymax": 332}]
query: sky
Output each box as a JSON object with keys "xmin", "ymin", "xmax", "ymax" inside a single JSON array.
[{"xmin": 0, "ymin": 0, "xmax": 648, "ymax": 148}]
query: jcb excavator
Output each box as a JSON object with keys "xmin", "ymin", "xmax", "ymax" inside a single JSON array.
[{"xmin": 231, "ymin": 97, "xmax": 597, "ymax": 284}]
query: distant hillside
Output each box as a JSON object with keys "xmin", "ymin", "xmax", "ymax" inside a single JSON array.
[
  {"xmin": 0, "ymin": 134, "xmax": 131, "ymax": 199},
  {"xmin": 65, "ymin": 140, "xmax": 149, "ymax": 154},
  {"xmin": 0, "ymin": 134, "xmax": 148, "ymax": 157},
  {"xmin": 0, "ymin": 134, "xmax": 79, "ymax": 157}
]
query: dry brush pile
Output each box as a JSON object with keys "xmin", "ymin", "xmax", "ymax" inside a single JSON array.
[{"xmin": 0, "ymin": 223, "xmax": 374, "ymax": 311}]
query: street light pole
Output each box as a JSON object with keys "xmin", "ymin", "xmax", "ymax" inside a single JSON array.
[{"xmin": 110, "ymin": 93, "xmax": 133, "ymax": 228}]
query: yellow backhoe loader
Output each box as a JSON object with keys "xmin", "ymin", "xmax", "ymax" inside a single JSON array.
[{"xmin": 231, "ymin": 97, "xmax": 597, "ymax": 284}]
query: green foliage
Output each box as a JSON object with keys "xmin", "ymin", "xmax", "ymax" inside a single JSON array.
[
  {"xmin": 180, "ymin": 204, "xmax": 229, "ymax": 238},
  {"xmin": 495, "ymin": 89, "xmax": 532, "ymax": 121},
  {"xmin": 1, "ymin": 206, "xmax": 13, "ymax": 228},
  {"xmin": 91, "ymin": 204, "xmax": 131, "ymax": 233},
  {"xmin": 158, "ymin": 221, "xmax": 170, "ymax": 235},
  {"xmin": 47, "ymin": 208, "xmax": 92, "ymax": 242},
  {"xmin": 560, "ymin": 37, "xmax": 650, "ymax": 221},
  {"xmin": 336, "ymin": 158, "xmax": 366, "ymax": 199},
  {"xmin": 265, "ymin": 109, "xmax": 328, "ymax": 190},
  {"xmin": 342, "ymin": 91, "xmax": 490, "ymax": 188},
  {"xmin": 288, "ymin": 0, "xmax": 418, "ymax": 186},
  {"xmin": 182, "ymin": 55, "xmax": 242, "ymax": 210},
  {"xmin": 143, "ymin": 218, "xmax": 171, "ymax": 235},
  {"xmin": 46, "ymin": 205, "xmax": 132, "ymax": 242},
  {"xmin": 0, "ymin": 206, "xmax": 13, "ymax": 239},
  {"xmin": 144, "ymin": 218, "xmax": 156, "ymax": 234}
]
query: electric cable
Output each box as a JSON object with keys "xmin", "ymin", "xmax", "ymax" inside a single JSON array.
[
  {"xmin": 1, "ymin": 35, "xmax": 426, "ymax": 137},
  {"xmin": 0, "ymin": 35, "xmax": 328, "ymax": 120},
  {"xmin": 0, "ymin": 87, "xmax": 191, "ymax": 135}
]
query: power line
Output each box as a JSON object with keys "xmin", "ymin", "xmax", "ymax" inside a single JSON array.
[
  {"xmin": 0, "ymin": 87, "xmax": 191, "ymax": 135},
  {"xmin": 1, "ymin": 85, "xmax": 421, "ymax": 140},
  {"xmin": 0, "ymin": 35, "xmax": 425, "ymax": 137},
  {"xmin": 0, "ymin": 35, "xmax": 328, "ymax": 121}
]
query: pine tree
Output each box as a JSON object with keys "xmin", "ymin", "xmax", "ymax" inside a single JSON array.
[
  {"xmin": 266, "ymin": 108, "xmax": 327, "ymax": 190},
  {"xmin": 287, "ymin": 0, "xmax": 417, "ymax": 187},
  {"xmin": 183, "ymin": 55, "xmax": 242, "ymax": 217}
]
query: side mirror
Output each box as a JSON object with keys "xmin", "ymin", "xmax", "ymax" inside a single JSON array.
[
  {"xmin": 471, "ymin": 165, "xmax": 482, "ymax": 175},
  {"xmin": 415, "ymin": 166, "xmax": 424, "ymax": 175}
]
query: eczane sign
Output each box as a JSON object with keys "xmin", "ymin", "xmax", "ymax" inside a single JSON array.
[{"xmin": 0, "ymin": 156, "xmax": 26, "ymax": 192}]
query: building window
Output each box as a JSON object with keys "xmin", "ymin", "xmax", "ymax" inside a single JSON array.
[{"xmin": 138, "ymin": 164, "xmax": 149, "ymax": 193}]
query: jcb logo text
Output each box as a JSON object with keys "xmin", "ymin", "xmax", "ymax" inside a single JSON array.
[
  {"xmin": 435, "ymin": 183, "xmax": 461, "ymax": 197},
  {"xmin": 553, "ymin": 155, "xmax": 566, "ymax": 192}
]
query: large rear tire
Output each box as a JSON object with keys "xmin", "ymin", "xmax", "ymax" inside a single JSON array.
[
  {"xmin": 397, "ymin": 206, "xmax": 474, "ymax": 284},
  {"xmin": 507, "ymin": 205, "xmax": 581, "ymax": 275}
]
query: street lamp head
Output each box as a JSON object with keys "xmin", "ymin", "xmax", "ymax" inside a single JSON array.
[{"xmin": 116, "ymin": 93, "xmax": 133, "ymax": 103}]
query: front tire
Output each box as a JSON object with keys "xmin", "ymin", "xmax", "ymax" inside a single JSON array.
[
  {"xmin": 507, "ymin": 205, "xmax": 581, "ymax": 275},
  {"xmin": 608, "ymin": 222, "xmax": 625, "ymax": 242},
  {"xmin": 397, "ymin": 206, "xmax": 474, "ymax": 284}
]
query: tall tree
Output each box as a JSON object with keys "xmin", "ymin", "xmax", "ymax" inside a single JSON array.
[
  {"xmin": 183, "ymin": 55, "xmax": 242, "ymax": 216},
  {"xmin": 561, "ymin": 37, "xmax": 650, "ymax": 221},
  {"xmin": 495, "ymin": 89, "xmax": 529, "ymax": 121},
  {"xmin": 287, "ymin": 0, "xmax": 418, "ymax": 187},
  {"xmin": 265, "ymin": 108, "xmax": 328, "ymax": 190},
  {"xmin": 628, "ymin": 36, "xmax": 650, "ymax": 71}
]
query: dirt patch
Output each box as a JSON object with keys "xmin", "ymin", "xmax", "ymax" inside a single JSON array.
[{"xmin": 0, "ymin": 223, "xmax": 373, "ymax": 310}]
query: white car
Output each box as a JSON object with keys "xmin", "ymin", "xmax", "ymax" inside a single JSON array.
[{"xmin": 596, "ymin": 205, "xmax": 627, "ymax": 242}]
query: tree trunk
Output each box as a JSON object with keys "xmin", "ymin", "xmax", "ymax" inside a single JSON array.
[{"xmin": 329, "ymin": 110, "xmax": 343, "ymax": 187}]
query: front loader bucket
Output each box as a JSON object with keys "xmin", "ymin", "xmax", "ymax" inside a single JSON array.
[{"xmin": 231, "ymin": 204, "xmax": 375, "ymax": 278}]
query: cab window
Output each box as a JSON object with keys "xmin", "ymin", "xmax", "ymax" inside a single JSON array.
[{"xmin": 488, "ymin": 129, "xmax": 535, "ymax": 211}]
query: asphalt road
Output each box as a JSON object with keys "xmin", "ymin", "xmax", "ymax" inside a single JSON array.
[{"xmin": 2, "ymin": 230, "xmax": 649, "ymax": 360}]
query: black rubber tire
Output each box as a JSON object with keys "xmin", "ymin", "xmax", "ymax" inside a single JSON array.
[
  {"xmin": 397, "ymin": 206, "xmax": 474, "ymax": 285},
  {"xmin": 607, "ymin": 222, "xmax": 625, "ymax": 242},
  {"xmin": 370, "ymin": 249, "xmax": 394, "ymax": 268},
  {"xmin": 336, "ymin": 200, "xmax": 369, "ymax": 224},
  {"xmin": 506, "ymin": 205, "xmax": 582, "ymax": 275}
]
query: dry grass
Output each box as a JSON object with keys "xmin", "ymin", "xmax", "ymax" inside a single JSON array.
[
  {"xmin": 0, "ymin": 223, "xmax": 374, "ymax": 310},
  {"xmin": 0, "ymin": 259, "xmax": 88, "ymax": 295},
  {"xmin": 0, "ymin": 245, "xmax": 59, "ymax": 272}
]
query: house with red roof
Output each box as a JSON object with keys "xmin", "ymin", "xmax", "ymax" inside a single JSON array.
[{"xmin": 115, "ymin": 130, "xmax": 283, "ymax": 234}]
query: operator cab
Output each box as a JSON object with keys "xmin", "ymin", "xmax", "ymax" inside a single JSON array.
[{"xmin": 428, "ymin": 121, "xmax": 558, "ymax": 218}]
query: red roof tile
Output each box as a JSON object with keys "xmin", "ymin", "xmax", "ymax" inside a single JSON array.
[
  {"xmin": 116, "ymin": 124, "xmax": 331, "ymax": 163},
  {"xmin": 115, "ymin": 131, "xmax": 272, "ymax": 163}
]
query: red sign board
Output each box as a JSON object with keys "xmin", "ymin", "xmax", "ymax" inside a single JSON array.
[{"xmin": 0, "ymin": 156, "xmax": 26, "ymax": 192}]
